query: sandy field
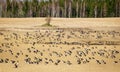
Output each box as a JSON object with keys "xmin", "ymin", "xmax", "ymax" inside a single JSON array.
[
  {"xmin": 0, "ymin": 18, "xmax": 120, "ymax": 28},
  {"xmin": 0, "ymin": 18, "xmax": 120, "ymax": 72}
]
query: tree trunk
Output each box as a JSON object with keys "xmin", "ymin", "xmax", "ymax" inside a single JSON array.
[
  {"xmin": 83, "ymin": 1, "xmax": 86, "ymax": 17},
  {"xmin": 76, "ymin": 1, "xmax": 79, "ymax": 17},
  {"xmin": 100, "ymin": 6, "xmax": 103, "ymax": 17},
  {"xmin": 94, "ymin": 4, "xmax": 97, "ymax": 18},
  {"xmin": 56, "ymin": 0, "xmax": 60, "ymax": 17},
  {"xmin": 0, "ymin": 5, "xmax": 2, "ymax": 17},
  {"xmin": 52, "ymin": 0, "xmax": 55, "ymax": 17},
  {"xmin": 119, "ymin": 1, "xmax": 120, "ymax": 17},
  {"xmin": 80, "ymin": 1, "xmax": 83, "ymax": 17},
  {"xmin": 115, "ymin": 1, "xmax": 118, "ymax": 17},
  {"xmin": 68, "ymin": 0, "xmax": 71, "ymax": 18},
  {"xmin": 103, "ymin": 2, "xmax": 107, "ymax": 17},
  {"xmin": 64, "ymin": 0, "xmax": 67, "ymax": 17}
]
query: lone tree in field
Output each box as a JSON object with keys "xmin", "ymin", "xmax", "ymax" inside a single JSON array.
[
  {"xmin": 41, "ymin": 14, "xmax": 52, "ymax": 27},
  {"xmin": 45, "ymin": 15, "xmax": 51, "ymax": 26},
  {"xmin": 41, "ymin": 1, "xmax": 52, "ymax": 27}
]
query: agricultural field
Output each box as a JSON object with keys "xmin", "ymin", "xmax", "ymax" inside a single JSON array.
[{"xmin": 0, "ymin": 18, "xmax": 120, "ymax": 72}]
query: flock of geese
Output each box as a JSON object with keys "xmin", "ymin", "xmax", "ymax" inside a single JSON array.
[{"xmin": 0, "ymin": 28, "xmax": 120, "ymax": 68}]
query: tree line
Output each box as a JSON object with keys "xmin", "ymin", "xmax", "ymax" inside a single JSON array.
[{"xmin": 0, "ymin": 0, "xmax": 120, "ymax": 18}]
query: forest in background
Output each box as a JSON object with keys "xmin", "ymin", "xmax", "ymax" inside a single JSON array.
[{"xmin": 0, "ymin": 0, "xmax": 120, "ymax": 18}]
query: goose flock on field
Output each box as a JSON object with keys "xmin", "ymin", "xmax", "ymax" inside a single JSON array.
[{"xmin": 0, "ymin": 28, "xmax": 120, "ymax": 68}]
